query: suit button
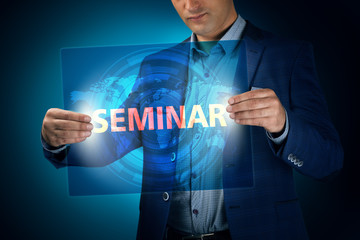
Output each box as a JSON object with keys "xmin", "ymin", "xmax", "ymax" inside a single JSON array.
[
  {"xmin": 298, "ymin": 161, "xmax": 303, "ymax": 167},
  {"xmin": 162, "ymin": 192, "xmax": 169, "ymax": 201},
  {"xmin": 288, "ymin": 154, "xmax": 296, "ymax": 162}
]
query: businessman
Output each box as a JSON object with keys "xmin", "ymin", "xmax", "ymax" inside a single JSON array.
[{"xmin": 41, "ymin": 0, "xmax": 343, "ymax": 239}]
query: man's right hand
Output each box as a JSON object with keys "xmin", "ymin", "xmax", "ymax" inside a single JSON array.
[{"xmin": 41, "ymin": 108, "xmax": 93, "ymax": 148}]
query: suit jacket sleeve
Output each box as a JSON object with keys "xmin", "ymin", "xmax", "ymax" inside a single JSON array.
[{"xmin": 268, "ymin": 41, "xmax": 343, "ymax": 180}]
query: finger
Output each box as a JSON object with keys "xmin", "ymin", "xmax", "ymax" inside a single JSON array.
[
  {"xmin": 229, "ymin": 108, "xmax": 273, "ymax": 120},
  {"xmin": 50, "ymin": 137, "xmax": 88, "ymax": 146},
  {"xmin": 234, "ymin": 117, "xmax": 269, "ymax": 127},
  {"xmin": 47, "ymin": 108, "xmax": 91, "ymax": 122},
  {"xmin": 228, "ymin": 89, "xmax": 275, "ymax": 105},
  {"xmin": 53, "ymin": 119, "xmax": 93, "ymax": 131},
  {"xmin": 68, "ymin": 138, "xmax": 87, "ymax": 144},
  {"xmin": 65, "ymin": 137, "xmax": 88, "ymax": 145},
  {"xmin": 53, "ymin": 130, "xmax": 92, "ymax": 139},
  {"xmin": 227, "ymin": 97, "xmax": 276, "ymax": 113}
]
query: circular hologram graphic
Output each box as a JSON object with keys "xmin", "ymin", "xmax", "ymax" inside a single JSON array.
[{"xmin": 70, "ymin": 42, "xmax": 237, "ymax": 191}]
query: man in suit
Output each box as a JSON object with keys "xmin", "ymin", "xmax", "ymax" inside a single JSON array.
[{"xmin": 41, "ymin": 0, "xmax": 343, "ymax": 239}]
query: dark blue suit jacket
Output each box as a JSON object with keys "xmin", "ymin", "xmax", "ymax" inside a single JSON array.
[{"xmin": 44, "ymin": 22, "xmax": 343, "ymax": 240}]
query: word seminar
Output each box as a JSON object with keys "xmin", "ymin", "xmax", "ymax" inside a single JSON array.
[{"xmin": 92, "ymin": 104, "xmax": 228, "ymax": 133}]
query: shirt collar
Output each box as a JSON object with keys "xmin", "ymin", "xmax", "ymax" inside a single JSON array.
[{"xmin": 190, "ymin": 14, "xmax": 246, "ymax": 56}]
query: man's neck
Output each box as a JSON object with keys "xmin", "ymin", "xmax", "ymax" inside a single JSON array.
[
  {"xmin": 196, "ymin": 41, "xmax": 217, "ymax": 54},
  {"xmin": 195, "ymin": 15, "xmax": 238, "ymax": 53}
]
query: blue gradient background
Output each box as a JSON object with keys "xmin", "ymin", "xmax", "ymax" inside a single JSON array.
[{"xmin": 1, "ymin": 0, "xmax": 359, "ymax": 239}]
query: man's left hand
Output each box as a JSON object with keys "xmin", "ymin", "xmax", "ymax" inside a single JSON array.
[{"xmin": 226, "ymin": 88, "xmax": 286, "ymax": 134}]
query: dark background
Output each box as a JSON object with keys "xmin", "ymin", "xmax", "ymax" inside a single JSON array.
[{"xmin": 1, "ymin": 0, "xmax": 359, "ymax": 239}]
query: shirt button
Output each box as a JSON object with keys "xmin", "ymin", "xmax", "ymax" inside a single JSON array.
[
  {"xmin": 191, "ymin": 173, "xmax": 197, "ymax": 179},
  {"xmin": 162, "ymin": 192, "xmax": 169, "ymax": 202},
  {"xmin": 171, "ymin": 152, "xmax": 176, "ymax": 162},
  {"xmin": 192, "ymin": 209, "xmax": 199, "ymax": 215},
  {"xmin": 204, "ymin": 72, "xmax": 209, "ymax": 78}
]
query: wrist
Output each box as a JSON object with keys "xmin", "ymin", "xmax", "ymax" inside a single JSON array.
[
  {"xmin": 41, "ymin": 131, "xmax": 65, "ymax": 151},
  {"xmin": 266, "ymin": 109, "xmax": 289, "ymax": 145},
  {"xmin": 269, "ymin": 123, "xmax": 286, "ymax": 138}
]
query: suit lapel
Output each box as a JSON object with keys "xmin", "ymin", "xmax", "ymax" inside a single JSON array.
[
  {"xmin": 242, "ymin": 22, "xmax": 265, "ymax": 90},
  {"xmin": 222, "ymin": 22, "xmax": 266, "ymax": 189}
]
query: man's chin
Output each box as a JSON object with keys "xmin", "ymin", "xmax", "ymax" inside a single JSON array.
[
  {"xmin": 188, "ymin": 26, "xmax": 209, "ymax": 37},
  {"xmin": 186, "ymin": 21, "xmax": 209, "ymax": 32}
]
